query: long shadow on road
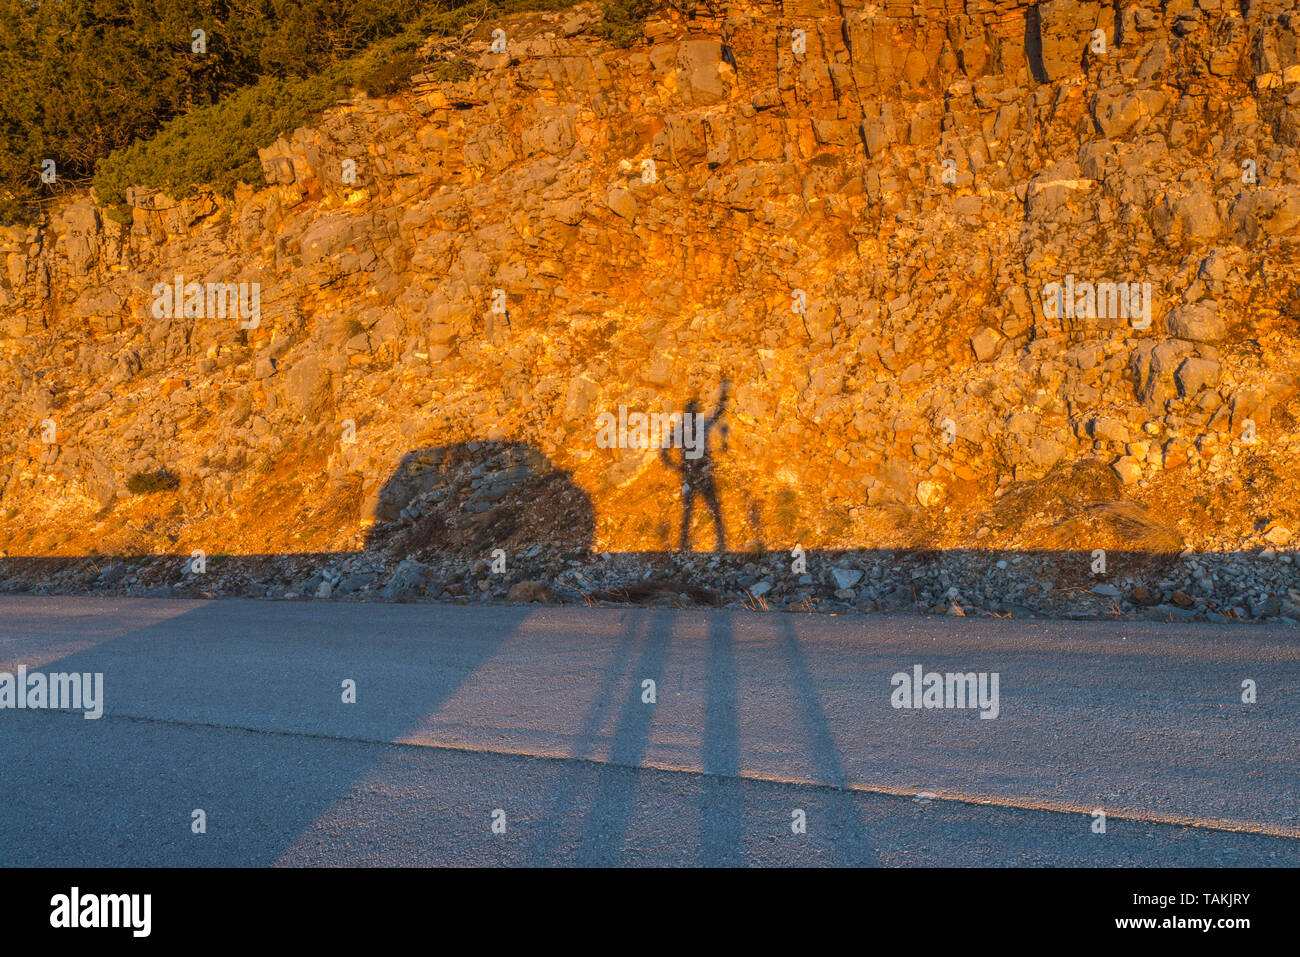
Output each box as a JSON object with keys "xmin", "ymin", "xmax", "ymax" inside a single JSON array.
[{"xmin": 3, "ymin": 599, "xmax": 1300, "ymax": 865}]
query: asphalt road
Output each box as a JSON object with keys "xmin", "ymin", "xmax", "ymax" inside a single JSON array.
[{"xmin": 1, "ymin": 596, "xmax": 1297, "ymax": 866}]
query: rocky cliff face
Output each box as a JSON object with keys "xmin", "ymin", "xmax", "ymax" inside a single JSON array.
[{"xmin": 1, "ymin": 1, "xmax": 1299, "ymax": 617}]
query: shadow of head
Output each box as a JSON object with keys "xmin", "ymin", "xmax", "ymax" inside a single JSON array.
[{"xmin": 362, "ymin": 441, "xmax": 593, "ymax": 559}]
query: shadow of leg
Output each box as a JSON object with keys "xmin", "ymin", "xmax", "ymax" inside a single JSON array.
[
  {"xmin": 679, "ymin": 490, "xmax": 695, "ymax": 552},
  {"xmin": 704, "ymin": 484, "xmax": 726, "ymax": 552}
]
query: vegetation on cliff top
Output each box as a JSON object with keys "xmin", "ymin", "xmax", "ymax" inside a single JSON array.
[{"xmin": 0, "ymin": 0, "xmax": 587, "ymax": 225}]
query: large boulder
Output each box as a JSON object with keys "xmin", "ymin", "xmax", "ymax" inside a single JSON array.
[
  {"xmin": 677, "ymin": 40, "xmax": 727, "ymax": 105},
  {"xmin": 1154, "ymin": 187, "xmax": 1222, "ymax": 243},
  {"xmin": 1164, "ymin": 301, "xmax": 1225, "ymax": 342},
  {"xmin": 283, "ymin": 353, "xmax": 331, "ymax": 416},
  {"xmin": 1176, "ymin": 357, "xmax": 1221, "ymax": 397},
  {"xmin": 56, "ymin": 201, "xmax": 101, "ymax": 276},
  {"xmin": 1036, "ymin": 0, "xmax": 1103, "ymax": 81}
]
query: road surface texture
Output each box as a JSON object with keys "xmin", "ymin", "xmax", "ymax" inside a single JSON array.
[{"xmin": 1, "ymin": 596, "xmax": 1296, "ymax": 866}]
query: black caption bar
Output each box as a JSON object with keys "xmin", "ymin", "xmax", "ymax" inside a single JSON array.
[{"xmin": 1, "ymin": 867, "xmax": 1287, "ymax": 944}]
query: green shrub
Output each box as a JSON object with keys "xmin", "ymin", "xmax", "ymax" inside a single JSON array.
[
  {"xmin": 425, "ymin": 58, "xmax": 477, "ymax": 83},
  {"xmin": 126, "ymin": 469, "xmax": 180, "ymax": 495},
  {"xmin": 596, "ymin": 0, "xmax": 660, "ymax": 47},
  {"xmin": 360, "ymin": 50, "xmax": 426, "ymax": 98},
  {"xmin": 94, "ymin": 67, "xmax": 353, "ymax": 209}
]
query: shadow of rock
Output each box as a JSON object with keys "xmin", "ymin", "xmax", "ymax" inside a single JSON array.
[{"xmin": 362, "ymin": 441, "xmax": 594, "ymax": 560}]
